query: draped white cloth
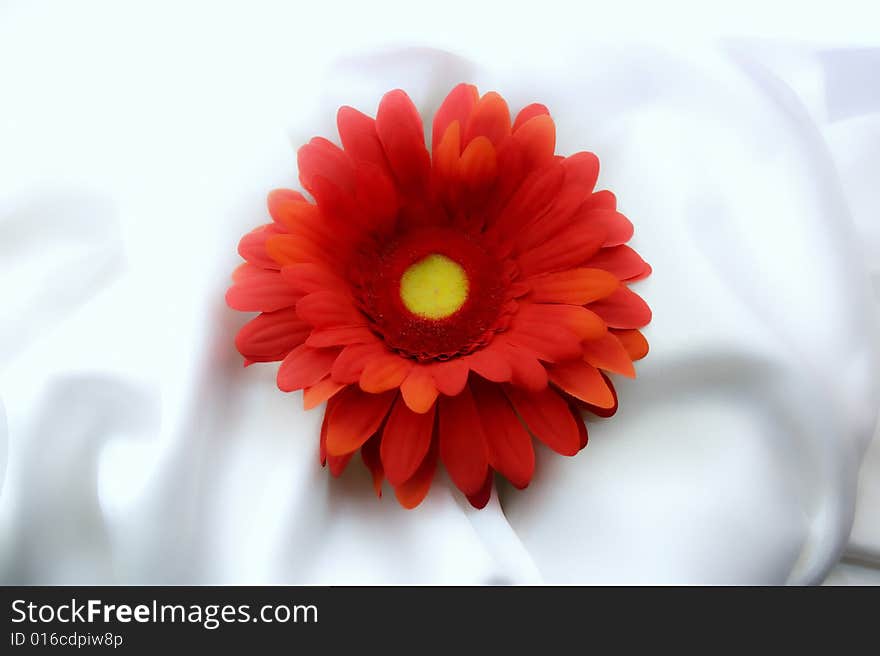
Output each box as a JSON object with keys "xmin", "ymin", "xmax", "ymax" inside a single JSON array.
[{"xmin": 1, "ymin": 1, "xmax": 878, "ymax": 584}]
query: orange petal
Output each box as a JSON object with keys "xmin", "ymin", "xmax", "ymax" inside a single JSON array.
[
  {"xmin": 526, "ymin": 268, "xmax": 619, "ymax": 305},
  {"xmin": 393, "ymin": 437, "xmax": 438, "ymax": 509},
  {"xmin": 325, "ymin": 387, "xmax": 396, "ymax": 456},
  {"xmin": 400, "ymin": 366, "xmax": 439, "ymax": 413},
  {"xmin": 582, "ymin": 332, "xmax": 636, "ymax": 378},
  {"xmin": 265, "ymin": 233, "xmax": 327, "ymax": 266},
  {"xmin": 331, "ymin": 342, "xmax": 386, "ymax": 384},
  {"xmin": 467, "ymin": 343, "xmax": 513, "ymax": 383},
  {"xmin": 611, "ymin": 329, "xmax": 649, "ymax": 361},
  {"xmin": 512, "ymin": 114, "xmax": 556, "ymax": 172},
  {"xmin": 303, "ymin": 376, "xmax": 346, "ymax": 410},
  {"xmin": 438, "ymin": 385, "xmax": 489, "ymax": 495},
  {"xmin": 588, "ymin": 286, "xmax": 652, "ymax": 329},
  {"xmin": 267, "ymin": 189, "xmax": 315, "ymax": 231},
  {"xmin": 380, "ymin": 396, "xmax": 437, "ymax": 485},
  {"xmin": 548, "ymin": 360, "xmax": 615, "ymax": 408},
  {"xmin": 498, "ymin": 340, "xmax": 548, "ymax": 391},
  {"xmin": 457, "ymin": 135, "xmax": 497, "ymax": 190},
  {"xmin": 463, "ymin": 91, "xmax": 511, "ymax": 147},
  {"xmin": 360, "ymin": 352, "xmax": 413, "ymax": 393},
  {"xmin": 516, "ymin": 304, "xmax": 607, "ymax": 341},
  {"xmin": 504, "ymin": 385, "xmax": 580, "ymax": 456}
]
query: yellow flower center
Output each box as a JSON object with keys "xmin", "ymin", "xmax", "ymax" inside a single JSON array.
[{"xmin": 399, "ymin": 254, "xmax": 469, "ymax": 319}]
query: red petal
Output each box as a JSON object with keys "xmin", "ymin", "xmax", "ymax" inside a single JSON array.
[
  {"xmin": 548, "ymin": 360, "xmax": 615, "ymax": 408},
  {"xmin": 353, "ymin": 162, "xmax": 399, "ymax": 231},
  {"xmin": 586, "ymin": 245, "xmax": 650, "ymax": 281},
  {"xmin": 328, "ymin": 451, "xmax": 353, "ymax": 477},
  {"xmin": 360, "ymin": 433, "xmax": 384, "ymax": 497},
  {"xmin": 303, "ymin": 376, "xmax": 346, "ymax": 410},
  {"xmin": 585, "ymin": 209, "xmax": 634, "ymax": 246},
  {"xmin": 582, "ymin": 189, "xmax": 617, "ymax": 211},
  {"xmin": 331, "ymin": 342, "xmax": 386, "ymax": 383},
  {"xmin": 487, "ymin": 163, "xmax": 564, "ymax": 240},
  {"xmin": 512, "ymin": 103, "xmax": 549, "ymax": 132},
  {"xmin": 467, "ymin": 344, "xmax": 513, "ymax": 383},
  {"xmin": 380, "ymin": 396, "xmax": 437, "ymax": 485},
  {"xmin": 235, "ymin": 307, "xmax": 310, "ymax": 362},
  {"xmin": 325, "ymin": 386, "xmax": 396, "ymax": 456},
  {"xmin": 500, "ymin": 341, "xmax": 549, "ymax": 391},
  {"xmin": 400, "ymin": 366, "xmax": 439, "ymax": 413},
  {"xmin": 295, "ymin": 291, "xmax": 365, "ymax": 328},
  {"xmin": 280, "ymin": 263, "xmax": 349, "ymax": 296},
  {"xmin": 376, "ymin": 89, "xmax": 430, "ymax": 193},
  {"xmin": 512, "ymin": 114, "xmax": 556, "ymax": 172},
  {"xmin": 588, "ymin": 286, "xmax": 652, "ymax": 329},
  {"xmin": 504, "ymin": 385, "xmax": 580, "ymax": 456},
  {"xmin": 305, "ymin": 325, "xmax": 375, "ymax": 348},
  {"xmin": 517, "ymin": 219, "xmax": 607, "ymax": 276},
  {"xmin": 431, "ymin": 359, "xmax": 470, "ymax": 397},
  {"xmin": 393, "ymin": 437, "xmax": 438, "ymax": 509},
  {"xmin": 360, "ymin": 352, "xmax": 413, "ymax": 393},
  {"xmin": 432, "ymin": 83, "xmax": 478, "ymax": 155},
  {"xmin": 526, "ymin": 268, "xmax": 619, "ymax": 305},
  {"xmin": 582, "ymin": 332, "xmax": 636, "ymax": 377},
  {"xmin": 465, "ymin": 471, "xmax": 494, "ymax": 509},
  {"xmin": 238, "ymin": 224, "xmax": 283, "ymax": 270},
  {"xmin": 438, "ymin": 385, "xmax": 489, "ymax": 495},
  {"xmin": 611, "ymin": 328, "xmax": 650, "ymax": 361},
  {"xmin": 471, "ymin": 378, "xmax": 535, "ymax": 489},
  {"xmin": 267, "ymin": 189, "xmax": 314, "ymax": 231},
  {"xmin": 225, "ymin": 267, "xmax": 300, "ymax": 312},
  {"xmin": 582, "ymin": 372, "xmax": 619, "ymax": 418},
  {"xmin": 277, "ymin": 345, "xmax": 340, "ymax": 392},
  {"xmin": 337, "ymin": 106, "xmax": 388, "ymax": 170},
  {"xmin": 572, "ymin": 405, "xmax": 589, "ymax": 449},
  {"xmin": 463, "ymin": 91, "xmax": 511, "ymax": 147},
  {"xmin": 562, "ymin": 152, "xmax": 599, "ymax": 190},
  {"xmin": 506, "ymin": 311, "xmax": 582, "ymax": 362},
  {"xmin": 297, "ymin": 136, "xmax": 355, "ymax": 194},
  {"xmin": 265, "ymin": 233, "xmax": 330, "ymax": 267}
]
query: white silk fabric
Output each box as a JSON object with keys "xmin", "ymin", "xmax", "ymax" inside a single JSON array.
[{"xmin": 1, "ymin": 3, "xmax": 878, "ymax": 584}]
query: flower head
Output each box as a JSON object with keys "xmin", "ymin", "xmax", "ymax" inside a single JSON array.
[{"xmin": 227, "ymin": 84, "xmax": 652, "ymax": 509}]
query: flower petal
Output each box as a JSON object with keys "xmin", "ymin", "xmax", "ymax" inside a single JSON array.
[
  {"xmin": 465, "ymin": 471, "xmax": 494, "ymax": 509},
  {"xmin": 381, "ymin": 395, "xmax": 436, "ymax": 485},
  {"xmin": 516, "ymin": 304, "xmax": 607, "ymax": 341},
  {"xmin": 438, "ymin": 385, "xmax": 489, "ymax": 495},
  {"xmin": 277, "ymin": 344, "xmax": 341, "ymax": 392},
  {"xmin": 432, "ymin": 83, "xmax": 478, "ymax": 155},
  {"xmin": 471, "ymin": 378, "xmax": 535, "ymax": 489},
  {"xmin": 585, "ymin": 209, "xmax": 634, "ymax": 246},
  {"xmin": 611, "ymin": 328, "xmax": 650, "ymax": 361},
  {"xmin": 512, "ymin": 114, "xmax": 556, "ymax": 172},
  {"xmin": 303, "ymin": 376, "xmax": 346, "ymax": 410},
  {"xmin": 588, "ymin": 285, "xmax": 652, "ymax": 329},
  {"xmin": 360, "ymin": 352, "xmax": 413, "ymax": 393},
  {"xmin": 360, "ymin": 433, "xmax": 384, "ymax": 497},
  {"xmin": 325, "ymin": 386, "xmax": 396, "ymax": 456},
  {"xmin": 295, "ymin": 291, "xmax": 365, "ymax": 328},
  {"xmin": 337, "ymin": 106, "xmax": 388, "ymax": 171},
  {"xmin": 330, "ymin": 342, "xmax": 386, "ymax": 383},
  {"xmin": 297, "ymin": 136, "xmax": 355, "ymax": 194},
  {"xmin": 400, "ymin": 366, "xmax": 439, "ymax": 413},
  {"xmin": 238, "ymin": 224, "xmax": 283, "ymax": 270},
  {"xmin": 235, "ymin": 307, "xmax": 310, "ymax": 362},
  {"xmin": 512, "ymin": 103, "xmax": 549, "ymax": 132},
  {"xmin": 467, "ymin": 344, "xmax": 513, "ymax": 383},
  {"xmin": 586, "ymin": 245, "xmax": 651, "ymax": 281},
  {"xmin": 582, "ymin": 332, "xmax": 636, "ymax": 378},
  {"xmin": 431, "ymin": 359, "xmax": 470, "ymax": 397},
  {"xmin": 225, "ymin": 267, "xmax": 300, "ymax": 312},
  {"xmin": 505, "ymin": 385, "xmax": 581, "ymax": 456},
  {"xmin": 457, "ymin": 135, "xmax": 497, "ymax": 191},
  {"xmin": 548, "ymin": 359, "xmax": 615, "ymax": 408},
  {"xmin": 463, "ymin": 91, "xmax": 511, "ymax": 147},
  {"xmin": 376, "ymin": 89, "xmax": 430, "ymax": 193},
  {"xmin": 393, "ymin": 437, "xmax": 438, "ymax": 509},
  {"xmin": 305, "ymin": 325, "xmax": 375, "ymax": 348},
  {"xmin": 281, "ymin": 263, "xmax": 350, "ymax": 296},
  {"xmin": 517, "ymin": 218, "xmax": 607, "ymax": 276},
  {"xmin": 562, "ymin": 152, "xmax": 599, "ymax": 190},
  {"xmin": 526, "ymin": 268, "xmax": 619, "ymax": 305}
]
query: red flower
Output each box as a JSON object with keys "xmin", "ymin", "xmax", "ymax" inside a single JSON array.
[{"xmin": 227, "ymin": 84, "xmax": 651, "ymax": 509}]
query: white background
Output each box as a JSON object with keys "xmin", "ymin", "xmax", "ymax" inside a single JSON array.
[{"xmin": 1, "ymin": 0, "xmax": 879, "ymax": 584}]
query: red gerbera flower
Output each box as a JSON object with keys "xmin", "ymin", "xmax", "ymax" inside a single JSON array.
[{"xmin": 227, "ymin": 84, "xmax": 652, "ymax": 509}]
